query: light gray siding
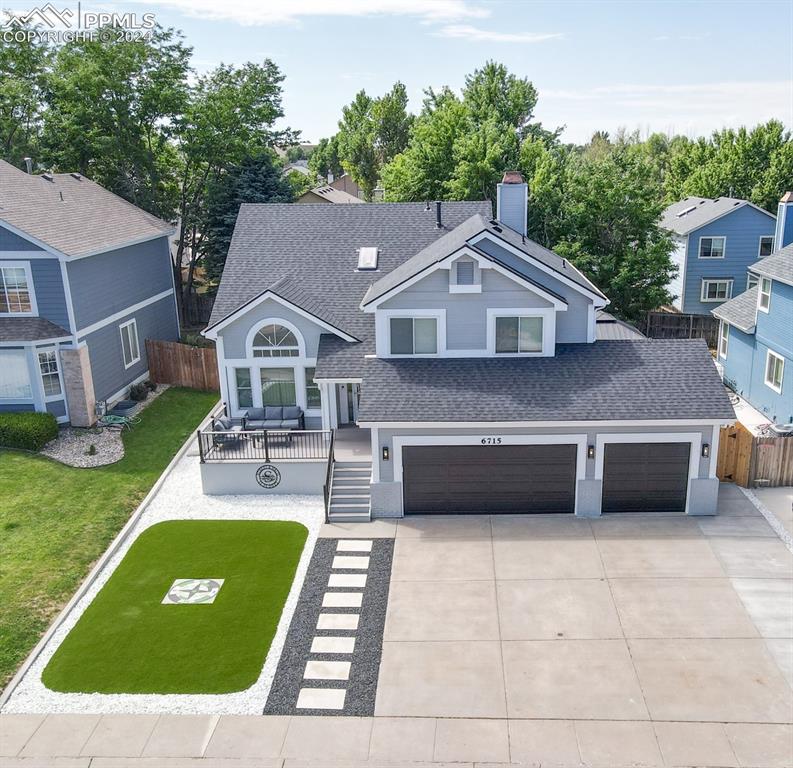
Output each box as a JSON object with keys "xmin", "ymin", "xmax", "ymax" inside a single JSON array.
[
  {"xmin": 66, "ymin": 236, "xmax": 174, "ymax": 329},
  {"xmin": 80, "ymin": 294, "xmax": 178, "ymax": 401},
  {"xmin": 474, "ymin": 239, "xmax": 593, "ymax": 342},
  {"xmin": 219, "ymin": 297, "xmax": 325, "ymax": 359}
]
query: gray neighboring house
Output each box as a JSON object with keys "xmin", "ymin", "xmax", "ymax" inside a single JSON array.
[
  {"xmin": 204, "ymin": 173, "xmax": 735, "ymax": 518},
  {"xmin": 0, "ymin": 160, "xmax": 179, "ymax": 425}
]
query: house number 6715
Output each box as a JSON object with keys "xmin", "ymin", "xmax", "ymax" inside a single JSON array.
[{"xmin": 481, "ymin": 437, "xmax": 502, "ymax": 445}]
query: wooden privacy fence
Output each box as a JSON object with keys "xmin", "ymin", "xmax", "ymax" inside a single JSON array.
[
  {"xmin": 717, "ymin": 422, "xmax": 793, "ymax": 487},
  {"xmin": 644, "ymin": 311, "xmax": 720, "ymax": 348},
  {"xmin": 146, "ymin": 339, "xmax": 219, "ymax": 392}
]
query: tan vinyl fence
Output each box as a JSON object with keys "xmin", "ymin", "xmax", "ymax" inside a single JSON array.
[
  {"xmin": 717, "ymin": 422, "xmax": 793, "ymax": 487},
  {"xmin": 146, "ymin": 339, "xmax": 219, "ymax": 392}
]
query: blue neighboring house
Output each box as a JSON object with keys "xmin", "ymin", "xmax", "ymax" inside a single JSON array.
[
  {"xmin": 712, "ymin": 193, "xmax": 793, "ymax": 426},
  {"xmin": 0, "ymin": 159, "xmax": 179, "ymax": 426},
  {"xmin": 660, "ymin": 196, "xmax": 777, "ymax": 315}
]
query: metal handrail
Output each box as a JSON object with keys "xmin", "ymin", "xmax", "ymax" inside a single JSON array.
[
  {"xmin": 323, "ymin": 430, "xmax": 336, "ymax": 523},
  {"xmin": 198, "ymin": 427, "xmax": 332, "ymax": 462}
]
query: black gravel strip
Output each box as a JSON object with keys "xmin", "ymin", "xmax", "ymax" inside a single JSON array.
[{"xmin": 264, "ymin": 537, "xmax": 394, "ymax": 716}]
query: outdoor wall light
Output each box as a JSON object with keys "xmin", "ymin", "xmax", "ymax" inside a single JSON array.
[
  {"xmin": 382, "ymin": 446, "xmax": 390, "ymax": 461},
  {"xmin": 702, "ymin": 443, "xmax": 710, "ymax": 458},
  {"xmin": 587, "ymin": 445, "xmax": 595, "ymax": 460}
]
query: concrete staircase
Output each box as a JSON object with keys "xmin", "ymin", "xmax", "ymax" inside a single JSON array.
[{"xmin": 327, "ymin": 460, "xmax": 372, "ymax": 522}]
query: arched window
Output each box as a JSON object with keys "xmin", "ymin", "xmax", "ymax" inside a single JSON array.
[{"xmin": 251, "ymin": 323, "xmax": 300, "ymax": 357}]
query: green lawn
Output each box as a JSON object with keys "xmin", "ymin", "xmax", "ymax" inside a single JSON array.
[
  {"xmin": 42, "ymin": 520, "xmax": 307, "ymax": 694},
  {"xmin": 0, "ymin": 387, "xmax": 219, "ymax": 689}
]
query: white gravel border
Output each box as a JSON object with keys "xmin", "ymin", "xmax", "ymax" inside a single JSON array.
[{"xmin": 2, "ymin": 447, "xmax": 324, "ymax": 715}]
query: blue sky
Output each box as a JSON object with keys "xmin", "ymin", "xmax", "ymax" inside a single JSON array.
[{"xmin": 6, "ymin": 0, "xmax": 793, "ymax": 143}]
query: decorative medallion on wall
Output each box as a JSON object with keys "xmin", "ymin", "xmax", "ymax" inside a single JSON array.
[{"xmin": 256, "ymin": 464, "xmax": 282, "ymax": 489}]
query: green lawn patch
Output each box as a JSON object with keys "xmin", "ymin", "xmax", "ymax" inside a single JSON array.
[
  {"xmin": 42, "ymin": 520, "xmax": 307, "ymax": 694},
  {"xmin": 0, "ymin": 387, "xmax": 218, "ymax": 688}
]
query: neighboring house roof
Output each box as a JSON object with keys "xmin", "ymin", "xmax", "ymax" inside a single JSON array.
[
  {"xmin": 206, "ymin": 201, "xmax": 493, "ymax": 342},
  {"xmin": 749, "ymin": 243, "xmax": 793, "ymax": 286},
  {"xmin": 0, "ymin": 159, "xmax": 173, "ymax": 258},
  {"xmin": 358, "ymin": 339, "xmax": 734, "ymax": 423},
  {"xmin": 0, "ymin": 317, "xmax": 71, "ymax": 342},
  {"xmin": 660, "ymin": 196, "xmax": 774, "ymax": 236},
  {"xmin": 595, "ymin": 310, "xmax": 646, "ymax": 340},
  {"xmin": 299, "ymin": 185, "xmax": 363, "ymax": 204},
  {"xmin": 282, "ymin": 160, "xmax": 312, "ymax": 176},
  {"xmin": 330, "ymin": 174, "xmax": 362, "ymax": 198},
  {"xmin": 711, "ymin": 287, "xmax": 759, "ymax": 334}
]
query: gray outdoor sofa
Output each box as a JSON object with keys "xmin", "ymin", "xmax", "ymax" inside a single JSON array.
[{"xmin": 243, "ymin": 406, "xmax": 305, "ymax": 431}]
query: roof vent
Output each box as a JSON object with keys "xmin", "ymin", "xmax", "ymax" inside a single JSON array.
[
  {"xmin": 70, "ymin": 172, "xmax": 82, "ymax": 180},
  {"xmin": 41, "ymin": 173, "xmax": 53, "ymax": 182},
  {"xmin": 357, "ymin": 246, "xmax": 379, "ymax": 270},
  {"xmin": 677, "ymin": 205, "xmax": 697, "ymax": 217}
]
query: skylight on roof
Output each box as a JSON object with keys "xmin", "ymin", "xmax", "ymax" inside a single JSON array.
[{"xmin": 357, "ymin": 246, "xmax": 379, "ymax": 270}]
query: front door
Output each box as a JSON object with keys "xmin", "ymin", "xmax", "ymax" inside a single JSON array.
[{"xmin": 335, "ymin": 383, "xmax": 361, "ymax": 425}]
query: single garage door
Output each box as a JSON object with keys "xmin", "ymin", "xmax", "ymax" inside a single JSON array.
[
  {"xmin": 601, "ymin": 442, "xmax": 690, "ymax": 513},
  {"xmin": 402, "ymin": 444, "xmax": 577, "ymax": 514}
]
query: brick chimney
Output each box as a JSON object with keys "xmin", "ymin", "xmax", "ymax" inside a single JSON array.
[{"xmin": 496, "ymin": 171, "xmax": 528, "ymax": 236}]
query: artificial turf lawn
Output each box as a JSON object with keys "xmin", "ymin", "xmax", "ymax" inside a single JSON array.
[
  {"xmin": 0, "ymin": 387, "xmax": 219, "ymax": 688},
  {"xmin": 42, "ymin": 520, "xmax": 308, "ymax": 694}
]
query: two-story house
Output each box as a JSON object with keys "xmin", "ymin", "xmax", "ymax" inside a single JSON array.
[
  {"xmin": 712, "ymin": 193, "xmax": 793, "ymax": 426},
  {"xmin": 660, "ymin": 196, "xmax": 776, "ymax": 314},
  {"xmin": 203, "ymin": 172, "xmax": 734, "ymax": 519},
  {"xmin": 0, "ymin": 160, "xmax": 179, "ymax": 426}
]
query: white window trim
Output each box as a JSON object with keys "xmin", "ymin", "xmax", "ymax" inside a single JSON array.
[
  {"xmin": 245, "ymin": 317, "xmax": 305, "ymax": 359},
  {"xmin": 486, "ymin": 307, "xmax": 556, "ymax": 357},
  {"xmin": 119, "ymin": 318, "xmax": 141, "ymax": 369},
  {"xmin": 0, "ymin": 261, "xmax": 38, "ymax": 317},
  {"xmin": 697, "ymin": 236, "xmax": 726, "ymax": 259},
  {"xmin": 718, "ymin": 321, "xmax": 729, "ymax": 360},
  {"xmin": 764, "ymin": 349, "xmax": 784, "ymax": 394},
  {"xmin": 700, "ymin": 278, "xmax": 733, "ymax": 303},
  {"xmin": 758, "ymin": 277, "xmax": 772, "ymax": 313},
  {"xmin": 37, "ymin": 347, "xmax": 63, "ymax": 401},
  {"xmin": 375, "ymin": 309, "xmax": 446, "ymax": 358},
  {"xmin": 747, "ymin": 273, "xmax": 760, "ymax": 290},
  {"xmin": 449, "ymin": 258, "xmax": 481, "ymax": 294},
  {"xmin": 758, "ymin": 236, "xmax": 775, "ymax": 259},
  {"xmin": 222, "ymin": 359, "xmax": 320, "ymax": 417}
]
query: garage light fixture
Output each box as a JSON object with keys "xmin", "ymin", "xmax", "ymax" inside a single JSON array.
[
  {"xmin": 382, "ymin": 446, "xmax": 390, "ymax": 461},
  {"xmin": 587, "ymin": 445, "xmax": 595, "ymax": 460},
  {"xmin": 701, "ymin": 443, "xmax": 710, "ymax": 458}
]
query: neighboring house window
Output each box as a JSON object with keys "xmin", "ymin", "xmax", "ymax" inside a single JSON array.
[
  {"xmin": 495, "ymin": 316, "xmax": 543, "ymax": 354},
  {"xmin": 701, "ymin": 279, "xmax": 733, "ymax": 302},
  {"xmin": 747, "ymin": 273, "xmax": 759, "ymax": 290},
  {"xmin": 698, "ymin": 237, "xmax": 725, "ymax": 259},
  {"xmin": 758, "ymin": 277, "xmax": 772, "ymax": 312},
  {"xmin": 759, "ymin": 236, "xmax": 775, "ymax": 258},
  {"xmin": 260, "ymin": 367, "xmax": 296, "ymax": 406},
  {"xmin": 119, "ymin": 319, "xmax": 140, "ymax": 368},
  {"xmin": 0, "ymin": 264, "xmax": 33, "ymax": 314},
  {"xmin": 718, "ymin": 323, "xmax": 729, "ymax": 360},
  {"xmin": 0, "ymin": 349, "xmax": 32, "ymax": 399},
  {"xmin": 38, "ymin": 350, "xmax": 62, "ymax": 397},
  {"xmin": 235, "ymin": 368, "xmax": 253, "ymax": 408},
  {"xmin": 305, "ymin": 366, "xmax": 321, "ymax": 409},
  {"xmin": 764, "ymin": 350, "xmax": 784, "ymax": 394},
  {"xmin": 252, "ymin": 324, "xmax": 300, "ymax": 357},
  {"xmin": 389, "ymin": 317, "xmax": 437, "ymax": 355}
]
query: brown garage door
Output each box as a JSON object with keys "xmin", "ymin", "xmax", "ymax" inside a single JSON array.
[
  {"xmin": 602, "ymin": 442, "xmax": 690, "ymax": 513},
  {"xmin": 402, "ymin": 444, "xmax": 577, "ymax": 514}
]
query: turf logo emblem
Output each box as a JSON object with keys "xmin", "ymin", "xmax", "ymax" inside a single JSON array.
[
  {"xmin": 256, "ymin": 464, "xmax": 281, "ymax": 488},
  {"xmin": 162, "ymin": 578, "xmax": 224, "ymax": 604}
]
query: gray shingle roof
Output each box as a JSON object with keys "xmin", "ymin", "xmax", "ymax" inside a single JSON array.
[
  {"xmin": 749, "ymin": 243, "xmax": 793, "ymax": 286},
  {"xmin": 595, "ymin": 310, "xmax": 646, "ymax": 340},
  {"xmin": 358, "ymin": 339, "xmax": 735, "ymax": 423},
  {"xmin": 207, "ymin": 201, "xmax": 493, "ymax": 343},
  {"xmin": 300, "ymin": 185, "xmax": 363, "ymax": 204},
  {"xmin": 659, "ymin": 196, "xmax": 771, "ymax": 236},
  {"xmin": 0, "ymin": 317, "xmax": 71, "ymax": 342},
  {"xmin": 0, "ymin": 160, "xmax": 173, "ymax": 258},
  {"xmin": 711, "ymin": 287, "xmax": 759, "ymax": 334},
  {"xmin": 315, "ymin": 334, "xmax": 366, "ymax": 379}
]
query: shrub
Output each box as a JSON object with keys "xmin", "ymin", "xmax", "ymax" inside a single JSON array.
[
  {"xmin": 180, "ymin": 332, "xmax": 214, "ymax": 349},
  {"xmin": 87, "ymin": 444, "xmax": 97, "ymax": 456},
  {"xmin": 0, "ymin": 412, "xmax": 58, "ymax": 451},
  {"xmin": 145, "ymin": 380, "xmax": 157, "ymax": 392},
  {"xmin": 129, "ymin": 383, "xmax": 149, "ymax": 402}
]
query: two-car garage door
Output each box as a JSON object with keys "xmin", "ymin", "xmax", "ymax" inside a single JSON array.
[{"xmin": 401, "ymin": 441, "xmax": 691, "ymax": 515}]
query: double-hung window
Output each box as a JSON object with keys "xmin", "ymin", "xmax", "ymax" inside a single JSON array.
[
  {"xmin": 235, "ymin": 368, "xmax": 253, "ymax": 408},
  {"xmin": 718, "ymin": 322, "xmax": 729, "ymax": 360},
  {"xmin": 764, "ymin": 350, "xmax": 784, "ymax": 394},
  {"xmin": 305, "ymin": 366, "xmax": 321, "ymax": 409},
  {"xmin": 758, "ymin": 277, "xmax": 772, "ymax": 312},
  {"xmin": 759, "ymin": 236, "xmax": 775, "ymax": 258},
  {"xmin": 119, "ymin": 319, "xmax": 140, "ymax": 368},
  {"xmin": 698, "ymin": 237, "xmax": 725, "ymax": 259},
  {"xmin": 701, "ymin": 279, "xmax": 732, "ymax": 302},
  {"xmin": 38, "ymin": 350, "xmax": 62, "ymax": 397},
  {"xmin": 495, "ymin": 316, "xmax": 544, "ymax": 354},
  {"xmin": 747, "ymin": 273, "xmax": 760, "ymax": 290},
  {"xmin": 389, "ymin": 317, "xmax": 437, "ymax": 355},
  {"xmin": 0, "ymin": 264, "xmax": 34, "ymax": 314}
]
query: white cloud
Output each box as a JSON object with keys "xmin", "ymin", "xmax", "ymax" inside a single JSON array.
[
  {"xmin": 537, "ymin": 81, "xmax": 793, "ymax": 143},
  {"xmin": 142, "ymin": 0, "xmax": 487, "ymax": 26},
  {"xmin": 433, "ymin": 24, "xmax": 562, "ymax": 43}
]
